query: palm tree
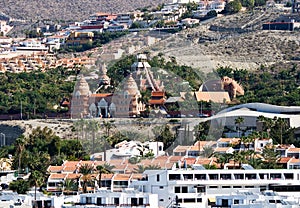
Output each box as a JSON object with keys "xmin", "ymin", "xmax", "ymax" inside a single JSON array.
[
  {"xmin": 96, "ymin": 164, "xmax": 114, "ymax": 188},
  {"xmin": 232, "ymin": 151, "xmax": 245, "ymax": 169},
  {"xmin": 194, "ymin": 122, "xmax": 209, "ymax": 156},
  {"xmin": 235, "ymin": 116, "xmax": 244, "ymax": 138},
  {"xmin": 103, "ymin": 163, "xmax": 115, "ymax": 172},
  {"xmin": 214, "ymin": 153, "xmax": 232, "ymax": 169},
  {"xmin": 102, "ymin": 120, "xmax": 115, "ymax": 161},
  {"xmin": 276, "ymin": 118, "xmax": 287, "ymax": 145},
  {"xmin": 63, "ymin": 179, "xmax": 78, "ymax": 195},
  {"xmin": 202, "ymin": 145, "xmax": 214, "ymax": 158},
  {"xmin": 87, "ymin": 120, "xmax": 100, "ymax": 154},
  {"xmin": 15, "ymin": 136, "xmax": 27, "ymax": 174},
  {"xmin": 102, "ymin": 120, "xmax": 116, "ymax": 137},
  {"xmin": 29, "ymin": 170, "xmax": 44, "ymax": 205},
  {"xmin": 145, "ymin": 164, "xmax": 161, "ymax": 170},
  {"xmin": 74, "ymin": 119, "xmax": 86, "ymax": 140},
  {"xmin": 133, "ymin": 165, "xmax": 146, "ymax": 173},
  {"xmin": 79, "ymin": 164, "xmax": 94, "ymax": 193}
]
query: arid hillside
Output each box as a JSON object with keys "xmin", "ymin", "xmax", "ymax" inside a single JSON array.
[
  {"xmin": 0, "ymin": 0, "xmax": 166, "ymax": 22},
  {"xmin": 147, "ymin": 9, "xmax": 300, "ymax": 73}
]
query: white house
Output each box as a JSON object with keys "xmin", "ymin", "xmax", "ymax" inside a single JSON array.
[{"xmin": 62, "ymin": 189, "xmax": 158, "ymax": 208}]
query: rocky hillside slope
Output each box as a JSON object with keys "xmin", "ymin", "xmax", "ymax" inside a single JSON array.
[{"xmin": 0, "ymin": 0, "xmax": 166, "ymax": 22}]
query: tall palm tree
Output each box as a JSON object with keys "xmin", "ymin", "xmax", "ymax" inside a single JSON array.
[
  {"xmin": 276, "ymin": 118, "xmax": 287, "ymax": 145},
  {"xmin": 102, "ymin": 120, "xmax": 116, "ymax": 137},
  {"xmin": 15, "ymin": 136, "xmax": 27, "ymax": 173},
  {"xmin": 96, "ymin": 164, "xmax": 114, "ymax": 188},
  {"xmin": 87, "ymin": 120, "xmax": 100, "ymax": 154},
  {"xmin": 79, "ymin": 164, "xmax": 94, "ymax": 193},
  {"xmin": 29, "ymin": 170, "xmax": 44, "ymax": 203},
  {"xmin": 235, "ymin": 116, "xmax": 244, "ymax": 138}
]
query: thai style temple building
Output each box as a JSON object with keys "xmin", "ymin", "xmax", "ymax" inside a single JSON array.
[
  {"xmin": 71, "ymin": 64, "xmax": 145, "ymax": 118},
  {"xmin": 70, "ymin": 54, "xmax": 169, "ymax": 118}
]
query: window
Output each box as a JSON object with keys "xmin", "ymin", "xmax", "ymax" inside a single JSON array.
[
  {"xmin": 131, "ymin": 198, "xmax": 138, "ymax": 206},
  {"xmin": 195, "ymin": 174, "xmax": 206, "ymax": 180},
  {"xmin": 183, "ymin": 174, "xmax": 193, "ymax": 180},
  {"xmin": 114, "ymin": 198, "xmax": 119, "ymax": 205},
  {"xmin": 86, "ymin": 197, "xmax": 92, "ymax": 204},
  {"xmin": 220, "ymin": 174, "xmax": 231, "ymax": 180},
  {"xmin": 159, "ymin": 199, "xmax": 164, "ymax": 202},
  {"xmin": 139, "ymin": 198, "xmax": 143, "ymax": 205},
  {"xmin": 234, "ymin": 200, "xmax": 239, "ymax": 204},
  {"xmin": 169, "ymin": 174, "xmax": 181, "ymax": 180},
  {"xmin": 96, "ymin": 198, "xmax": 102, "ymax": 205},
  {"xmin": 160, "ymin": 186, "xmax": 164, "ymax": 189},
  {"xmin": 182, "ymin": 186, "xmax": 188, "ymax": 193},
  {"xmin": 48, "ymin": 182, "xmax": 55, "ymax": 187},
  {"xmin": 197, "ymin": 198, "xmax": 202, "ymax": 203},
  {"xmin": 174, "ymin": 186, "xmax": 188, "ymax": 193},
  {"xmin": 184, "ymin": 198, "xmax": 195, "ymax": 203},
  {"xmin": 157, "ymin": 174, "xmax": 160, "ymax": 182},
  {"xmin": 209, "ymin": 174, "xmax": 218, "ymax": 180}
]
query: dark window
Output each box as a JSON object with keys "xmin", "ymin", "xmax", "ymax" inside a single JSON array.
[
  {"xmin": 270, "ymin": 173, "xmax": 281, "ymax": 179},
  {"xmin": 160, "ymin": 186, "xmax": 164, "ymax": 189},
  {"xmin": 184, "ymin": 198, "xmax": 195, "ymax": 203},
  {"xmin": 44, "ymin": 200, "xmax": 51, "ymax": 208},
  {"xmin": 131, "ymin": 198, "xmax": 138, "ymax": 206},
  {"xmin": 139, "ymin": 198, "xmax": 143, "ymax": 205},
  {"xmin": 169, "ymin": 174, "xmax": 181, "ymax": 180},
  {"xmin": 48, "ymin": 182, "xmax": 55, "ymax": 187},
  {"xmin": 86, "ymin": 197, "xmax": 92, "ymax": 204},
  {"xmin": 259, "ymin": 173, "xmax": 268, "ymax": 179},
  {"xmin": 36, "ymin": 201, "xmax": 43, "ymax": 208},
  {"xmin": 220, "ymin": 174, "xmax": 231, "ymax": 180},
  {"xmin": 222, "ymin": 186, "xmax": 231, "ymax": 188},
  {"xmin": 157, "ymin": 174, "xmax": 160, "ymax": 182},
  {"xmin": 284, "ymin": 173, "xmax": 293, "ymax": 180},
  {"xmin": 233, "ymin": 186, "xmax": 242, "ymax": 188},
  {"xmin": 175, "ymin": 186, "xmax": 180, "ymax": 193},
  {"xmin": 245, "ymin": 174, "xmax": 256, "ymax": 180},
  {"xmin": 182, "ymin": 186, "xmax": 188, "ymax": 193},
  {"xmin": 159, "ymin": 199, "xmax": 164, "ymax": 202},
  {"xmin": 234, "ymin": 200, "xmax": 239, "ymax": 204},
  {"xmin": 197, "ymin": 198, "xmax": 202, "ymax": 203},
  {"xmin": 209, "ymin": 174, "xmax": 218, "ymax": 180},
  {"xmin": 183, "ymin": 174, "xmax": 193, "ymax": 180},
  {"xmin": 195, "ymin": 174, "xmax": 206, "ymax": 180},
  {"xmin": 96, "ymin": 198, "xmax": 102, "ymax": 205},
  {"xmin": 114, "ymin": 198, "xmax": 119, "ymax": 205}
]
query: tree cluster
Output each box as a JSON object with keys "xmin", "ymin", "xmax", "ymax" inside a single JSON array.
[
  {"xmin": 0, "ymin": 67, "xmax": 76, "ymax": 117},
  {"xmin": 216, "ymin": 65, "xmax": 300, "ymax": 106}
]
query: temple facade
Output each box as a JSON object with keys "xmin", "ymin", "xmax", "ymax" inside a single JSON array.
[{"xmin": 71, "ymin": 72, "xmax": 145, "ymax": 118}]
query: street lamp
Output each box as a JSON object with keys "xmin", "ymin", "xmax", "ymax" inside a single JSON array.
[{"xmin": 0, "ymin": 133, "xmax": 5, "ymax": 146}]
